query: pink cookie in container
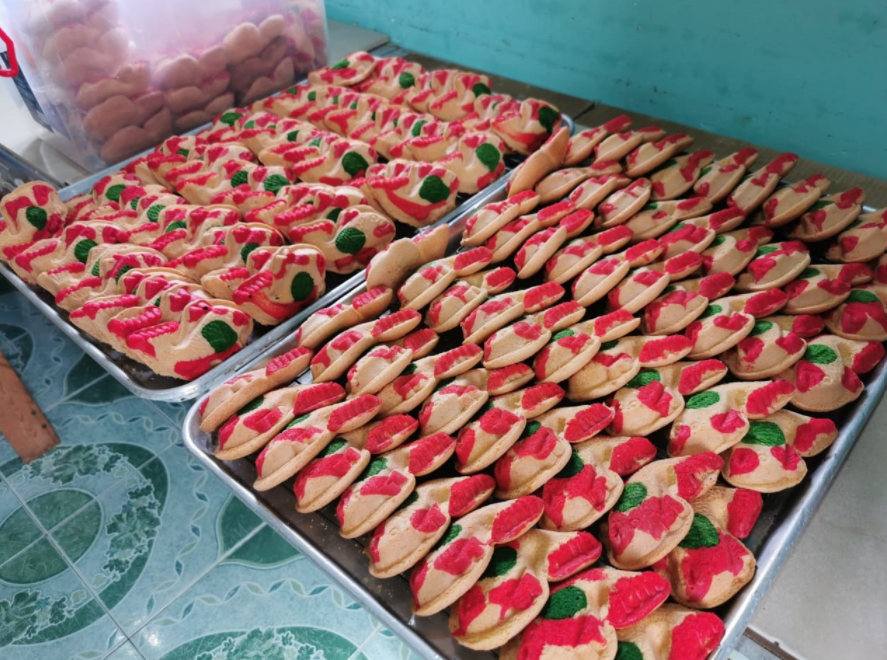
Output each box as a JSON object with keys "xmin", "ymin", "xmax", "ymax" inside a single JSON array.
[{"xmin": 2, "ymin": 0, "xmax": 329, "ymax": 168}]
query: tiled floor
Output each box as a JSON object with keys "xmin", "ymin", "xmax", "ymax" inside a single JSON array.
[{"xmin": 0, "ymin": 279, "xmax": 779, "ymax": 660}]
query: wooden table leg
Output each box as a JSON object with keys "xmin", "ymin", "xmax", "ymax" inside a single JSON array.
[{"xmin": 0, "ymin": 348, "xmax": 59, "ymax": 462}]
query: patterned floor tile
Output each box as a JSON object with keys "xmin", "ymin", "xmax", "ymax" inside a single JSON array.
[
  {"xmin": 0, "ymin": 392, "xmax": 180, "ymax": 498},
  {"xmin": 0, "ymin": 293, "xmax": 108, "ymax": 412},
  {"xmin": 0, "ymin": 483, "xmax": 42, "ymax": 568},
  {"xmin": 50, "ymin": 445, "xmax": 262, "ymax": 635},
  {"xmin": 0, "ymin": 538, "xmax": 127, "ymax": 660},
  {"xmin": 133, "ymin": 529, "xmax": 378, "ymax": 660},
  {"xmin": 105, "ymin": 641, "xmax": 147, "ymax": 660},
  {"xmin": 358, "ymin": 627, "xmax": 422, "ymax": 660}
]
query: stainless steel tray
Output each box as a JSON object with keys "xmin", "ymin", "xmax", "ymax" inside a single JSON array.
[
  {"xmin": 0, "ymin": 48, "xmax": 574, "ymax": 401},
  {"xmin": 180, "ymin": 182, "xmax": 887, "ymax": 658}
]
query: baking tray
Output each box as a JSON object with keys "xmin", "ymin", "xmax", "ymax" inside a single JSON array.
[
  {"xmin": 0, "ymin": 47, "xmax": 574, "ymax": 401},
  {"xmin": 180, "ymin": 178, "xmax": 887, "ymax": 657}
]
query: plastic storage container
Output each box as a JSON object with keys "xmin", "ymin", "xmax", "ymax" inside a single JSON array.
[{"xmin": 0, "ymin": 0, "xmax": 328, "ymax": 170}]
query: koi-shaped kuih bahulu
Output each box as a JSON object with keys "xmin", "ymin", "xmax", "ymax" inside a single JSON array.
[
  {"xmin": 336, "ymin": 431, "xmax": 457, "ymax": 538},
  {"xmin": 650, "ymin": 486, "xmax": 761, "ymax": 608},
  {"xmin": 693, "ymin": 147, "xmax": 759, "ymax": 203},
  {"xmin": 410, "ymin": 496, "xmax": 545, "ymax": 616},
  {"xmin": 449, "ymin": 529, "xmax": 603, "ymax": 650},
  {"xmin": 666, "ymin": 379, "xmax": 795, "ymax": 456},
  {"xmin": 776, "ymin": 334, "xmax": 885, "ymax": 412},
  {"xmin": 252, "ymin": 394, "xmax": 383, "ymax": 490},
  {"xmin": 293, "ymin": 414, "xmax": 419, "ymax": 513},
  {"xmin": 500, "ymin": 566, "xmax": 672, "ymax": 660},
  {"xmin": 602, "ymin": 453, "xmax": 724, "ymax": 570},
  {"xmin": 751, "ymin": 174, "xmax": 830, "ymax": 227},
  {"xmin": 366, "ymin": 475, "xmax": 496, "ymax": 579},
  {"xmin": 541, "ymin": 435, "xmax": 657, "ymax": 531},
  {"xmin": 722, "ymin": 410, "xmax": 839, "ymax": 492}
]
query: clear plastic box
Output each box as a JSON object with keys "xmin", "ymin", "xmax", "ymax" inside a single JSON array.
[{"xmin": 1, "ymin": 0, "xmax": 328, "ymax": 170}]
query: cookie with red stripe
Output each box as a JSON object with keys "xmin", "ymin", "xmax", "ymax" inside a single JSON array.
[
  {"xmin": 199, "ymin": 346, "xmax": 313, "ymax": 432},
  {"xmin": 568, "ymin": 173, "xmax": 632, "ymax": 211},
  {"xmin": 625, "ymin": 133, "xmax": 695, "ymax": 178},
  {"xmin": 727, "ymin": 153, "xmax": 798, "ymax": 213},
  {"xmin": 789, "ymin": 187, "xmax": 865, "ymax": 241},
  {"xmin": 251, "ymin": 393, "xmax": 382, "ymax": 490},
  {"xmin": 825, "ymin": 207, "xmax": 887, "ymax": 263},
  {"xmin": 614, "ymin": 604, "xmax": 725, "ymax": 660},
  {"xmin": 486, "ymin": 200, "xmax": 577, "ymax": 263},
  {"xmin": 784, "ymin": 263, "xmax": 872, "ymax": 315},
  {"xmin": 825, "ymin": 287, "xmax": 887, "ymax": 342},
  {"xmin": 364, "ymin": 160, "xmax": 459, "ymax": 227},
  {"xmin": 541, "ymin": 436, "xmax": 656, "ymax": 531},
  {"xmin": 721, "ymin": 411, "xmax": 839, "ymax": 492},
  {"xmin": 602, "ymin": 453, "xmax": 723, "ymax": 570},
  {"xmin": 295, "ymin": 285, "xmax": 392, "ymax": 350},
  {"xmin": 514, "ymin": 209, "xmax": 595, "ymax": 279},
  {"xmin": 735, "ymin": 241, "xmax": 811, "ymax": 292},
  {"xmin": 418, "ymin": 376, "xmax": 489, "ymax": 436},
  {"xmin": 455, "ymin": 382, "xmax": 564, "ymax": 474},
  {"xmin": 507, "ymin": 126, "xmax": 570, "ymax": 195},
  {"xmin": 722, "ymin": 317, "xmax": 809, "ymax": 380},
  {"xmin": 596, "ymin": 125, "xmax": 666, "ymax": 162},
  {"xmin": 667, "ymin": 380, "xmax": 795, "ymax": 456},
  {"xmin": 563, "ymin": 115, "xmax": 633, "ymax": 166},
  {"xmin": 310, "ymin": 308, "xmax": 422, "ymax": 382},
  {"xmin": 642, "ymin": 285, "xmax": 712, "ymax": 336},
  {"xmin": 625, "ymin": 197, "xmax": 713, "ymax": 243},
  {"xmin": 378, "ymin": 344, "xmax": 484, "ymax": 415},
  {"xmin": 462, "ymin": 191, "xmax": 541, "ymax": 246},
  {"xmin": 491, "ymin": 99, "xmax": 562, "ymax": 155},
  {"xmin": 544, "ymin": 225, "xmax": 633, "ymax": 284},
  {"xmin": 450, "ymin": 530, "xmax": 602, "ymax": 650},
  {"xmin": 500, "ymin": 566, "xmax": 671, "ymax": 660},
  {"xmin": 596, "ymin": 178, "xmax": 653, "ymax": 228},
  {"xmin": 777, "ymin": 334, "xmax": 885, "ymax": 412},
  {"xmin": 751, "ymin": 174, "xmax": 830, "ymax": 227},
  {"xmin": 567, "ymin": 335, "xmax": 693, "ymax": 401},
  {"xmin": 212, "ymin": 382, "xmax": 345, "ymax": 460},
  {"xmin": 535, "ymin": 160, "xmax": 622, "ymax": 204},
  {"xmin": 699, "ymin": 225, "xmax": 773, "ymax": 276},
  {"xmin": 649, "ymin": 151, "xmax": 715, "ymax": 201},
  {"xmin": 693, "ymin": 148, "xmax": 759, "ymax": 203},
  {"xmin": 483, "ymin": 302, "xmax": 584, "ymax": 369},
  {"xmin": 309, "ymin": 51, "xmax": 378, "ymax": 86},
  {"xmin": 410, "ymin": 496, "xmax": 544, "ymax": 616},
  {"xmin": 367, "ymin": 475, "xmax": 496, "ymax": 578},
  {"xmin": 336, "ymin": 432, "xmax": 456, "ymax": 538},
  {"xmin": 398, "ymin": 245, "xmax": 493, "ymax": 309},
  {"xmin": 293, "ymin": 414, "xmax": 419, "ymax": 513},
  {"xmin": 424, "ymin": 266, "xmax": 516, "ymax": 332}
]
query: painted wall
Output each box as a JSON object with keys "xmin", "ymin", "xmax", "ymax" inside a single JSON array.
[{"xmin": 327, "ymin": 0, "xmax": 887, "ymax": 180}]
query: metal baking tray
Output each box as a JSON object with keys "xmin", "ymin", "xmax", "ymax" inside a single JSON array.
[
  {"xmin": 0, "ymin": 46, "xmax": 574, "ymax": 401},
  {"xmin": 180, "ymin": 178, "xmax": 887, "ymax": 657}
]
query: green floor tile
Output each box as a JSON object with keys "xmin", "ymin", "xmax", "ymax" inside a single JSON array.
[{"xmin": 0, "ymin": 508, "xmax": 42, "ymax": 568}]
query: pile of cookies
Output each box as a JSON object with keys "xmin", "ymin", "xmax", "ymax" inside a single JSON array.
[
  {"xmin": 15, "ymin": 0, "xmax": 326, "ymax": 165},
  {"xmin": 198, "ymin": 114, "xmax": 887, "ymax": 658}
]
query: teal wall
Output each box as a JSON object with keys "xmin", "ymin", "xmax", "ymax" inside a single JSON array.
[{"xmin": 327, "ymin": 0, "xmax": 887, "ymax": 181}]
